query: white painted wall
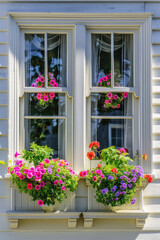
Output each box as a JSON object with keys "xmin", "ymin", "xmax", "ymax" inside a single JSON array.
[{"xmin": 0, "ymin": 1, "xmax": 160, "ymax": 239}]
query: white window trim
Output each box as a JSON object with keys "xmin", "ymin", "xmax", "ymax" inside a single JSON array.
[{"xmin": 8, "ymin": 12, "xmax": 152, "ymax": 174}]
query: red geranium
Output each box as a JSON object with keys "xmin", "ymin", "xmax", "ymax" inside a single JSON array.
[
  {"xmin": 144, "ymin": 174, "xmax": 153, "ymax": 183},
  {"xmin": 87, "ymin": 151, "xmax": 95, "ymax": 160},
  {"xmin": 89, "ymin": 141, "xmax": 100, "ymax": 149},
  {"xmin": 142, "ymin": 154, "xmax": 147, "ymax": 160},
  {"xmin": 111, "ymin": 168, "xmax": 118, "ymax": 173},
  {"xmin": 97, "ymin": 164, "xmax": 102, "ymax": 168}
]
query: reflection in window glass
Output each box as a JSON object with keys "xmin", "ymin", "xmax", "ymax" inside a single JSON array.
[
  {"xmin": 25, "ymin": 34, "xmax": 45, "ymax": 86},
  {"xmin": 48, "ymin": 34, "xmax": 66, "ymax": 87},
  {"xmin": 91, "ymin": 119, "xmax": 132, "ymax": 155},
  {"xmin": 91, "ymin": 93, "xmax": 132, "ymax": 116},
  {"xmin": 114, "ymin": 34, "xmax": 133, "ymax": 87},
  {"xmin": 24, "ymin": 93, "xmax": 65, "ymax": 116},
  {"xmin": 25, "ymin": 119, "xmax": 65, "ymax": 158},
  {"xmin": 92, "ymin": 34, "xmax": 111, "ymax": 86}
]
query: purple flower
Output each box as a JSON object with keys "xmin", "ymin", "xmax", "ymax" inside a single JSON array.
[
  {"xmin": 120, "ymin": 180, "xmax": 125, "ymax": 184},
  {"xmin": 116, "ymin": 198, "xmax": 119, "ymax": 201},
  {"xmin": 123, "ymin": 171, "xmax": 127, "ymax": 174},
  {"xmin": 115, "ymin": 191, "xmax": 120, "ymax": 197},
  {"xmin": 108, "ymin": 175, "xmax": 113, "ymax": 180},
  {"xmin": 101, "ymin": 188, "xmax": 108, "ymax": 195},
  {"xmin": 128, "ymin": 183, "xmax": 133, "ymax": 188},
  {"xmin": 120, "ymin": 191, "xmax": 126, "ymax": 195},
  {"xmin": 132, "ymin": 177, "xmax": 137, "ymax": 183},
  {"xmin": 56, "ymin": 174, "xmax": 60, "ymax": 177},
  {"xmin": 131, "ymin": 198, "xmax": 136, "ymax": 204},
  {"xmin": 120, "ymin": 183, "xmax": 127, "ymax": 190},
  {"xmin": 61, "ymin": 175, "xmax": 65, "ymax": 178},
  {"xmin": 49, "ymin": 165, "xmax": 53, "ymax": 168},
  {"xmin": 138, "ymin": 172, "xmax": 143, "ymax": 177},
  {"xmin": 111, "ymin": 186, "xmax": 117, "ymax": 193},
  {"xmin": 47, "ymin": 168, "xmax": 52, "ymax": 174},
  {"xmin": 126, "ymin": 178, "xmax": 131, "ymax": 183}
]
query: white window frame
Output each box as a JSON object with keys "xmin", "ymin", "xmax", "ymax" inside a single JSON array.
[{"xmin": 8, "ymin": 13, "xmax": 152, "ymax": 174}]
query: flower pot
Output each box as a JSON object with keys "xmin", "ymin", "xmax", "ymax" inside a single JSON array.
[{"xmin": 41, "ymin": 204, "xmax": 54, "ymax": 212}]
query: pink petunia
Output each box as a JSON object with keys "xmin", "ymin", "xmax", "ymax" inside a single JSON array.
[
  {"xmin": 44, "ymin": 159, "xmax": 50, "ymax": 164},
  {"xmin": 100, "ymin": 174, "xmax": 105, "ymax": 179},
  {"xmin": 123, "ymin": 92, "xmax": 128, "ymax": 98},
  {"xmin": 40, "ymin": 181, "xmax": 45, "ymax": 187},
  {"xmin": 108, "ymin": 99, "xmax": 112, "ymax": 103},
  {"xmin": 117, "ymin": 104, "xmax": 121, "ymax": 108},
  {"xmin": 40, "ymin": 77, "xmax": 45, "ymax": 83},
  {"xmin": 50, "ymin": 80, "xmax": 55, "ymax": 86},
  {"xmin": 14, "ymin": 152, "xmax": 20, "ymax": 158},
  {"xmin": 57, "ymin": 168, "xmax": 60, "ymax": 172},
  {"xmin": 59, "ymin": 180, "xmax": 63, "ymax": 184},
  {"xmin": 107, "ymin": 82, "xmax": 111, "ymax": 86},
  {"xmin": 19, "ymin": 175, "xmax": 25, "ymax": 180},
  {"xmin": 54, "ymin": 180, "xmax": 59, "ymax": 186},
  {"xmin": 37, "ymin": 199, "xmax": 43, "ymax": 206},
  {"xmin": 92, "ymin": 176, "xmax": 97, "ymax": 181},
  {"xmin": 27, "ymin": 183, "xmax": 33, "ymax": 190},
  {"xmin": 36, "ymin": 77, "xmax": 40, "ymax": 83},
  {"xmin": 43, "ymin": 96, "xmax": 49, "ymax": 102},
  {"xmin": 36, "ymin": 93, "xmax": 41, "ymax": 100},
  {"xmin": 53, "ymin": 82, "xmax": 59, "ymax": 87},
  {"xmin": 61, "ymin": 186, "xmax": 65, "ymax": 191},
  {"xmin": 113, "ymin": 95, "xmax": 118, "ymax": 100},
  {"xmin": 107, "ymin": 93, "xmax": 112, "ymax": 98},
  {"xmin": 35, "ymin": 185, "xmax": 41, "ymax": 190},
  {"xmin": 27, "ymin": 173, "xmax": 33, "ymax": 179}
]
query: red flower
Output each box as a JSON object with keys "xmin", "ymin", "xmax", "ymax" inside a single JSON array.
[
  {"xmin": 144, "ymin": 174, "xmax": 153, "ymax": 183},
  {"xmin": 87, "ymin": 151, "xmax": 95, "ymax": 160},
  {"xmin": 79, "ymin": 171, "xmax": 83, "ymax": 177},
  {"xmin": 142, "ymin": 154, "xmax": 147, "ymax": 160},
  {"xmin": 89, "ymin": 141, "xmax": 100, "ymax": 149},
  {"xmin": 97, "ymin": 164, "xmax": 102, "ymax": 168},
  {"xmin": 111, "ymin": 168, "xmax": 118, "ymax": 173},
  {"xmin": 27, "ymin": 183, "xmax": 33, "ymax": 190}
]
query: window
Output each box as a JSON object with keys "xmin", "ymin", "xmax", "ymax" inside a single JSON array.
[
  {"xmin": 9, "ymin": 13, "xmax": 152, "ymax": 174},
  {"xmin": 19, "ymin": 30, "xmax": 73, "ymax": 163}
]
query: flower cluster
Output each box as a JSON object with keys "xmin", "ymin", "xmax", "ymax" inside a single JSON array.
[
  {"xmin": 103, "ymin": 92, "xmax": 128, "ymax": 110},
  {"xmin": 97, "ymin": 72, "xmax": 120, "ymax": 87},
  {"xmin": 8, "ymin": 156, "xmax": 79, "ymax": 206},
  {"xmin": 31, "ymin": 73, "xmax": 59, "ymax": 107},
  {"xmin": 97, "ymin": 72, "xmax": 128, "ymax": 110},
  {"xmin": 144, "ymin": 174, "xmax": 153, "ymax": 183},
  {"xmin": 83, "ymin": 142, "xmax": 151, "ymax": 207}
]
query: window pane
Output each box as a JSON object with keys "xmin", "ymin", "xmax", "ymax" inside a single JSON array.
[
  {"xmin": 48, "ymin": 34, "xmax": 67, "ymax": 87},
  {"xmin": 91, "ymin": 93, "xmax": 132, "ymax": 116},
  {"xmin": 114, "ymin": 34, "xmax": 133, "ymax": 87},
  {"xmin": 25, "ymin": 34, "xmax": 45, "ymax": 86},
  {"xmin": 25, "ymin": 119, "xmax": 65, "ymax": 158},
  {"xmin": 92, "ymin": 34, "xmax": 111, "ymax": 86},
  {"xmin": 24, "ymin": 93, "xmax": 65, "ymax": 116},
  {"xmin": 91, "ymin": 119, "xmax": 132, "ymax": 155}
]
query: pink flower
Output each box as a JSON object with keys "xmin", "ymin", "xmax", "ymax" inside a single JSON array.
[
  {"xmin": 92, "ymin": 176, "xmax": 97, "ymax": 181},
  {"xmin": 123, "ymin": 92, "xmax": 128, "ymax": 98},
  {"xmin": 100, "ymin": 174, "xmax": 105, "ymax": 179},
  {"xmin": 50, "ymin": 93, "xmax": 55, "ymax": 99},
  {"xmin": 108, "ymin": 99, "xmax": 112, "ymax": 103},
  {"xmin": 19, "ymin": 175, "xmax": 25, "ymax": 180},
  {"xmin": 36, "ymin": 93, "xmax": 41, "ymax": 100},
  {"xmin": 54, "ymin": 180, "xmax": 59, "ymax": 186},
  {"xmin": 27, "ymin": 183, "xmax": 33, "ymax": 190},
  {"xmin": 43, "ymin": 96, "xmax": 49, "ymax": 102},
  {"xmin": 107, "ymin": 82, "xmax": 111, "ymax": 86},
  {"xmin": 104, "ymin": 100, "xmax": 109, "ymax": 104},
  {"xmin": 57, "ymin": 168, "xmax": 60, "ymax": 172},
  {"xmin": 27, "ymin": 173, "xmax": 33, "ymax": 179},
  {"xmin": 111, "ymin": 105, "xmax": 115, "ymax": 109},
  {"xmin": 14, "ymin": 152, "xmax": 20, "ymax": 158},
  {"xmin": 53, "ymin": 82, "xmax": 59, "ymax": 87},
  {"xmin": 36, "ymin": 77, "xmax": 40, "ymax": 83},
  {"xmin": 39, "ymin": 162, "xmax": 44, "ymax": 167},
  {"xmin": 113, "ymin": 95, "xmax": 118, "ymax": 100},
  {"xmin": 40, "ymin": 181, "xmax": 45, "ymax": 187},
  {"xmin": 59, "ymin": 180, "xmax": 63, "ymax": 184},
  {"xmin": 116, "ymin": 104, "xmax": 120, "ymax": 108},
  {"xmin": 107, "ymin": 93, "xmax": 112, "ymax": 98},
  {"xmin": 37, "ymin": 199, "xmax": 43, "ymax": 206},
  {"xmin": 119, "ymin": 148, "xmax": 126, "ymax": 154},
  {"xmin": 50, "ymin": 80, "xmax": 55, "ymax": 86},
  {"xmin": 44, "ymin": 159, "xmax": 50, "ymax": 164},
  {"xmin": 61, "ymin": 186, "xmax": 65, "ymax": 191},
  {"xmin": 35, "ymin": 185, "xmax": 41, "ymax": 190},
  {"xmin": 40, "ymin": 77, "xmax": 45, "ymax": 83},
  {"xmin": 95, "ymin": 169, "xmax": 102, "ymax": 175}
]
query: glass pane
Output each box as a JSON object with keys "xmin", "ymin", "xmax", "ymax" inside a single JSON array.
[
  {"xmin": 25, "ymin": 34, "xmax": 45, "ymax": 86},
  {"xmin": 91, "ymin": 119, "xmax": 132, "ymax": 155},
  {"xmin": 91, "ymin": 93, "xmax": 132, "ymax": 116},
  {"xmin": 25, "ymin": 119, "xmax": 65, "ymax": 158},
  {"xmin": 48, "ymin": 34, "xmax": 67, "ymax": 87},
  {"xmin": 92, "ymin": 34, "xmax": 111, "ymax": 86},
  {"xmin": 114, "ymin": 34, "xmax": 133, "ymax": 87},
  {"xmin": 24, "ymin": 93, "xmax": 65, "ymax": 116}
]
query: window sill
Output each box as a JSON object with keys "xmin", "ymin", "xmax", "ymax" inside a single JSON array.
[
  {"xmin": 82, "ymin": 211, "xmax": 149, "ymax": 228},
  {"xmin": 7, "ymin": 211, "xmax": 81, "ymax": 229}
]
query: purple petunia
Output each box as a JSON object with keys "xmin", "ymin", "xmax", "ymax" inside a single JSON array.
[
  {"xmin": 108, "ymin": 175, "xmax": 114, "ymax": 180},
  {"xmin": 101, "ymin": 188, "xmax": 108, "ymax": 195},
  {"xmin": 111, "ymin": 186, "xmax": 117, "ymax": 193},
  {"xmin": 47, "ymin": 168, "xmax": 52, "ymax": 174},
  {"xmin": 131, "ymin": 198, "xmax": 136, "ymax": 204},
  {"xmin": 128, "ymin": 183, "xmax": 133, "ymax": 188},
  {"xmin": 120, "ymin": 183, "xmax": 127, "ymax": 190},
  {"xmin": 115, "ymin": 191, "xmax": 120, "ymax": 197},
  {"xmin": 132, "ymin": 177, "xmax": 137, "ymax": 183}
]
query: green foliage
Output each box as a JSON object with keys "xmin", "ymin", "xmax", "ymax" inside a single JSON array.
[{"xmin": 22, "ymin": 142, "xmax": 53, "ymax": 166}]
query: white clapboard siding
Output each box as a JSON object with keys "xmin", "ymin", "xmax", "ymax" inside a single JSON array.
[
  {"xmin": 0, "ymin": 68, "xmax": 8, "ymax": 79},
  {"xmin": 153, "ymin": 56, "xmax": 160, "ymax": 68},
  {"xmin": 153, "ymin": 154, "xmax": 160, "ymax": 163},
  {"xmin": 0, "ymin": 80, "xmax": 8, "ymax": 91},
  {"xmin": 0, "ymin": 106, "xmax": 8, "ymax": 118},
  {"xmin": 0, "ymin": 120, "xmax": 8, "ymax": 134},
  {"xmin": 145, "ymin": 3, "xmax": 160, "ymax": 18},
  {"xmin": 152, "ymin": 45, "xmax": 160, "ymax": 56},
  {"xmin": 152, "ymin": 31, "xmax": 160, "ymax": 45},
  {"xmin": 0, "ymin": 44, "xmax": 8, "ymax": 54},
  {"xmin": 0, "ymin": 92, "xmax": 8, "ymax": 104},
  {"xmin": 143, "ymin": 183, "xmax": 160, "ymax": 197},
  {"xmin": 0, "ymin": 150, "xmax": 8, "ymax": 160},
  {"xmin": 0, "ymin": 136, "xmax": 8, "ymax": 149},
  {"xmin": 0, "ymin": 56, "xmax": 8, "ymax": 67},
  {"xmin": 0, "ymin": 18, "xmax": 8, "ymax": 30},
  {"xmin": 0, "ymin": 31, "xmax": 8, "ymax": 43}
]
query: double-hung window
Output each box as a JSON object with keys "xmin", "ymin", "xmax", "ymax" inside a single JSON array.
[
  {"xmin": 86, "ymin": 29, "xmax": 140, "ymax": 167},
  {"xmin": 19, "ymin": 30, "xmax": 73, "ymax": 163}
]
